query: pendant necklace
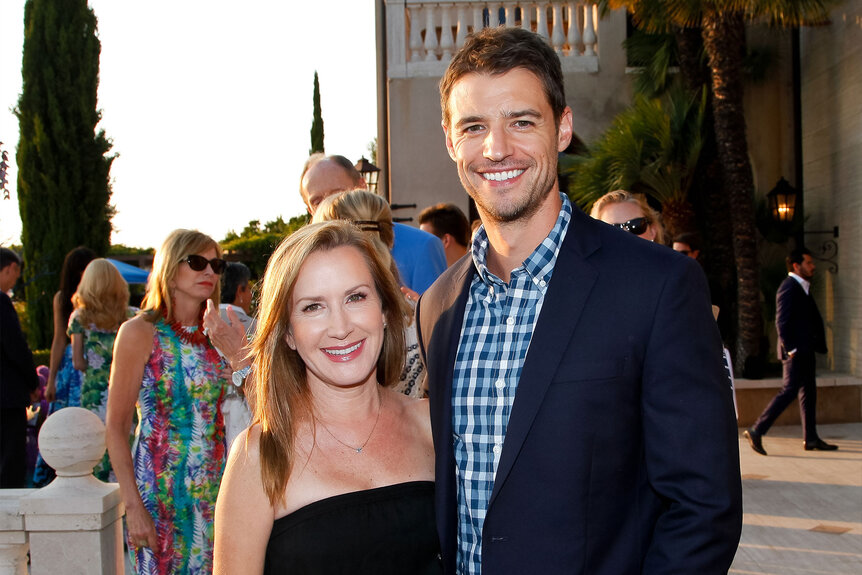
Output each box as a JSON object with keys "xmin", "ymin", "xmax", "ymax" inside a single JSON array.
[{"xmin": 316, "ymin": 390, "xmax": 383, "ymax": 454}]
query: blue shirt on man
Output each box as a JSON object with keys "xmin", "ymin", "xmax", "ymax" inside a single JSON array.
[{"xmin": 391, "ymin": 222, "xmax": 447, "ymax": 294}]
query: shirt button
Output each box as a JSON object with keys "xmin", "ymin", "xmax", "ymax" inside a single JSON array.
[
  {"xmin": 495, "ymin": 379, "xmax": 505, "ymax": 390},
  {"xmin": 539, "ymin": 279, "xmax": 546, "ymax": 287},
  {"xmin": 506, "ymin": 317, "xmax": 515, "ymax": 326},
  {"xmin": 493, "ymin": 444, "xmax": 502, "ymax": 455}
]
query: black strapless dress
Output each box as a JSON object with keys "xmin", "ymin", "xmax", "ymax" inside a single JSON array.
[{"xmin": 264, "ymin": 481, "xmax": 442, "ymax": 575}]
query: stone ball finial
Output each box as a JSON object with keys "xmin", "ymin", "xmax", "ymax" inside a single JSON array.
[{"xmin": 38, "ymin": 407, "xmax": 106, "ymax": 477}]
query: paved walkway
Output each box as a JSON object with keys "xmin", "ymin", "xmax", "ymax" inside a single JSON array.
[{"xmin": 733, "ymin": 422, "xmax": 862, "ymax": 574}]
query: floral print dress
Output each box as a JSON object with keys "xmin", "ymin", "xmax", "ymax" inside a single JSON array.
[
  {"xmin": 31, "ymin": 343, "xmax": 83, "ymax": 487},
  {"xmin": 67, "ymin": 308, "xmax": 133, "ymax": 481},
  {"xmin": 131, "ymin": 319, "xmax": 227, "ymax": 575}
]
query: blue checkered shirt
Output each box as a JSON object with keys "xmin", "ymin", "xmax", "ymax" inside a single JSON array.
[{"xmin": 452, "ymin": 194, "xmax": 572, "ymax": 574}]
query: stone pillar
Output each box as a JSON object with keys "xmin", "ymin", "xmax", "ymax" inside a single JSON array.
[
  {"xmin": 0, "ymin": 489, "xmax": 33, "ymax": 575},
  {"xmin": 20, "ymin": 407, "xmax": 125, "ymax": 575}
]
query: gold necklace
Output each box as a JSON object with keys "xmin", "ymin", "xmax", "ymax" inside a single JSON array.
[{"xmin": 316, "ymin": 390, "xmax": 383, "ymax": 454}]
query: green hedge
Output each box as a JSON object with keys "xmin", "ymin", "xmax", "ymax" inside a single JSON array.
[{"xmin": 32, "ymin": 349, "xmax": 50, "ymax": 368}]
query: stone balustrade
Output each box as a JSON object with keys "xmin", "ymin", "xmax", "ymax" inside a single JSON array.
[
  {"xmin": 0, "ymin": 407, "xmax": 125, "ymax": 575},
  {"xmin": 386, "ymin": 0, "xmax": 600, "ymax": 78}
]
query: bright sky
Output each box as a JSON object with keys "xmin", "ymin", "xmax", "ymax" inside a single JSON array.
[{"xmin": 0, "ymin": 0, "xmax": 378, "ymax": 249}]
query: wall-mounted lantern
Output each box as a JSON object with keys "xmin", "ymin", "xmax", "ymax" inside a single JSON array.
[
  {"xmin": 767, "ymin": 177, "xmax": 839, "ymax": 273},
  {"xmin": 354, "ymin": 157, "xmax": 380, "ymax": 193},
  {"xmin": 767, "ymin": 177, "xmax": 797, "ymax": 224}
]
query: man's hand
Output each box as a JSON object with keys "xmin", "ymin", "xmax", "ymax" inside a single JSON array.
[
  {"xmin": 400, "ymin": 286, "xmax": 420, "ymax": 305},
  {"xmin": 204, "ymin": 300, "xmax": 250, "ymax": 371}
]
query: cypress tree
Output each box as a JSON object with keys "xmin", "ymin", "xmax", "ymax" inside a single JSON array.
[
  {"xmin": 309, "ymin": 71, "xmax": 325, "ymax": 154},
  {"xmin": 15, "ymin": 0, "xmax": 116, "ymax": 348}
]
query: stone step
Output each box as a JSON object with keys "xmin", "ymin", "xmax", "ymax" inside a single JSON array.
[{"xmin": 734, "ymin": 373, "xmax": 861, "ymax": 427}]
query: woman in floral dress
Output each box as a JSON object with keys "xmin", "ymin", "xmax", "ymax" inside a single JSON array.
[
  {"xmin": 33, "ymin": 246, "xmax": 95, "ymax": 487},
  {"xmin": 68, "ymin": 259, "xmax": 132, "ymax": 481},
  {"xmin": 106, "ymin": 230, "xmax": 229, "ymax": 574}
]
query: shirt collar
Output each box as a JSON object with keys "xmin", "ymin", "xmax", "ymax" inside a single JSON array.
[
  {"xmin": 788, "ymin": 272, "xmax": 811, "ymax": 294},
  {"xmin": 470, "ymin": 193, "xmax": 572, "ymax": 287}
]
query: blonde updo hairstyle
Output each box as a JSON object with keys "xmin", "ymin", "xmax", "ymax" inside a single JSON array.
[
  {"xmin": 72, "ymin": 259, "xmax": 130, "ymax": 330},
  {"xmin": 140, "ymin": 229, "xmax": 222, "ymax": 322},
  {"xmin": 312, "ymin": 190, "xmax": 400, "ymax": 283},
  {"xmin": 249, "ymin": 221, "xmax": 409, "ymax": 506}
]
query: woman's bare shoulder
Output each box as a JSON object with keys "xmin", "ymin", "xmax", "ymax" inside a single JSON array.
[
  {"xmin": 118, "ymin": 315, "xmax": 153, "ymax": 337},
  {"xmin": 114, "ymin": 316, "xmax": 155, "ymax": 356},
  {"xmin": 386, "ymin": 389, "xmax": 432, "ymax": 438},
  {"xmin": 228, "ymin": 424, "xmax": 263, "ymax": 466}
]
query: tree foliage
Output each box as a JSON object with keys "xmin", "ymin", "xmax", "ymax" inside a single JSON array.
[
  {"xmin": 604, "ymin": 0, "xmax": 836, "ymax": 374},
  {"xmin": 310, "ymin": 71, "xmax": 325, "ymax": 155},
  {"xmin": 15, "ymin": 0, "xmax": 116, "ymax": 348},
  {"xmin": 565, "ymin": 87, "xmax": 706, "ymax": 242},
  {"xmin": 221, "ymin": 215, "xmax": 309, "ymax": 278}
]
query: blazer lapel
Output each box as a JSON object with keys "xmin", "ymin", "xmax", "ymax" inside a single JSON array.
[
  {"xmin": 420, "ymin": 256, "xmax": 475, "ymax": 569},
  {"xmin": 489, "ymin": 211, "xmax": 601, "ymax": 507}
]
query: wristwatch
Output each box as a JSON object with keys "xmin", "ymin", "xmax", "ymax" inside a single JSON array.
[{"xmin": 231, "ymin": 365, "xmax": 252, "ymax": 388}]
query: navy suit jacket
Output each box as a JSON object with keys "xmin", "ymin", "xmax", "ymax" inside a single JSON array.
[
  {"xmin": 1, "ymin": 291, "xmax": 39, "ymax": 409},
  {"xmin": 775, "ymin": 276, "xmax": 827, "ymax": 359},
  {"xmin": 416, "ymin": 207, "xmax": 742, "ymax": 574}
]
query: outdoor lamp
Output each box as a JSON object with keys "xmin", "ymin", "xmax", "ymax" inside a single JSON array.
[
  {"xmin": 767, "ymin": 177, "xmax": 797, "ymax": 224},
  {"xmin": 766, "ymin": 176, "xmax": 839, "ymax": 274},
  {"xmin": 355, "ymin": 157, "xmax": 380, "ymax": 193}
]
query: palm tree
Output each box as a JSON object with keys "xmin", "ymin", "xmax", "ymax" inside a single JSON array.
[
  {"xmin": 564, "ymin": 86, "xmax": 706, "ymax": 242},
  {"xmin": 606, "ymin": 0, "xmax": 835, "ymax": 374}
]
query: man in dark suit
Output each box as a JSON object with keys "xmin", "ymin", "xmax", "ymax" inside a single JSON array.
[
  {"xmin": 415, "ymin": 27, "xmax": 742, "ymax": 574},
  {"xmin": 1, "ymin": 247, "xmax": 40, "ymax": 488},
  {"xmin": 744, "ymin": 248, "xmax": 836, "ymax": 455}
]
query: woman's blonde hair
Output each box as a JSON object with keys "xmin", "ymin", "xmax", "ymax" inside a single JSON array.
[
  {"xmin": 312, "ymin": 190, "xmax": 400, "ymax": 283},
  {"xmin": 140, "ymin": 229, "xmax": 221, "ymax": 322},
  {"xmin": 249, "ymin": 221, "xmax": 409, "ymax": 507},
  {"xmin": 589, "ymin": 190, "xmax": 665, "ymax": 244},
  {"xmin": 72, "ymin": 259, "xmax": 130, "ymax": 331}
]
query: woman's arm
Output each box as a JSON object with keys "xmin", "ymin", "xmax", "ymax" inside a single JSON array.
[
  {"xmin": 45, "ymin": 292, "xmax": 67, "ymax": 402},
  {"xmin": 105, "ymin": 317, "xmax": 157, "ymax": 549},
  {"xmin": 70, "ymin": 333, "xmax": 87, "ymax": 372},
  {"xmin": 214, "ymin": 426, "xmax": 274, "ymax": 575}
]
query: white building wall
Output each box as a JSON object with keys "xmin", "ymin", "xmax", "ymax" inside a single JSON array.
[
  {"xmin": 800, "ymin": 0, "xmax": 862, "ymax": 375},
  {"xmin": 384, "ymin": 4, "xmax": 632, "ymax": 223}
]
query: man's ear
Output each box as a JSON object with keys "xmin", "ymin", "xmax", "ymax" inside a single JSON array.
[
  {"xmin": 441, "ymin": 234, "xmax": 453, "ymax": 249},
  {"xmin": 557, "ymin": 106, "xmax": 573, "ymax": 153},
  {"xmin": 443, "ymin": 122, "xmax": 457, "ymax": 162}
]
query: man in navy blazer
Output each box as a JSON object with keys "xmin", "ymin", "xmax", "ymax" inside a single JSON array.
[
  {"xmin": 416, "ymin": 28, "xmax": 742, "ymax": 574},
  {"xmin": 745, "ymin": 248, "xmax": 836, "ymax": 454}
]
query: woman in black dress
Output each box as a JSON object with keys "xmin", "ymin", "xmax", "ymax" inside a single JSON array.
[{"xmin": 214, "ymin": 222, "xmax": 439, "ymax": 575}]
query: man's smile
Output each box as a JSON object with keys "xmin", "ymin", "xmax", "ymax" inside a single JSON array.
[{"xmin": 481, "ymin": 169, "xmax": 525, "ymax": 182}]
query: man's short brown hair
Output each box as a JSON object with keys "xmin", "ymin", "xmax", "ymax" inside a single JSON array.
[
  {"xmin": 439, "ymin": 27, "xmax": 567, "ymax": 129},
  {"xmin": 419, "ymin": 203, "xmax": 471, "ymax": 248}
]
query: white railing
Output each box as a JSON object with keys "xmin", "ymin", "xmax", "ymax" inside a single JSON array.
[
  {"xmin": 0, "ymin": 408, "xmax": 124, "ymax": 575},
  {"xmin": 386, "ymin": 1, "xmax": 600, "ymax": 78}
]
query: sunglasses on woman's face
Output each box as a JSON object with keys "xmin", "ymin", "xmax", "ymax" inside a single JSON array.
[
  {"xmin": 181, "ymin": 254, "xmax": 227, "ymax": 274},
  {"xmin": 610, "ymin": 217, "xmax": 649, "ymax": 235}
]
